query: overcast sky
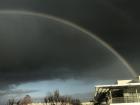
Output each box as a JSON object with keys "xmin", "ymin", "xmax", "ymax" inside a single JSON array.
[{"xmin": 0, "ymin": 0, "xmax": 139, "ymax": 104}]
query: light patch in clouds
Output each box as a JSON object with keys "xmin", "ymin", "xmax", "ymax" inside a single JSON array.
[
  {"xmin": 0, "ymin": 89, "xmax": 38, "ymax": 96},
  {"xmin": 15, "ymin": 79, "xmax": 114, "ymax": 97}
]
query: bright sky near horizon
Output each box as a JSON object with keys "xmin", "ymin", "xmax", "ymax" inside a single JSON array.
[
  {"xmin": 14, "ymin": 79, "xmax": 115, "ymax": 99},
  {"xmin": 16, "ymin": 79, "xmax": 94, "ymax": 97}
]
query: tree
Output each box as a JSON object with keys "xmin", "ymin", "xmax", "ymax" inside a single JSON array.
[
  {"xmin": 6, "ymin": 99, "xmax": 15, "ymax": 105},
  {"xmin": 44, "ymin": 96, "xmax": 48, "ymax": 105},
  {"xmin": 71, "ymin": 99, "xmax": 81, "ymax": 105},
  {"xmin": 44, "ymin": 90, "xmax": 81, "ymax": 105},
  {"xmin": 44, "ymin": 90, "xmax": 60, "ymax": 105},
  {"xmin": 54, "ymin": 90, "xmax": 60, "ymax": 98},
  {"xmin": 54, "ymin": 90, "xmax": 60, "ymax": 105},
  {"xmin": 21, "ymin": 95, "xmax": 32, "ymax": 105}
]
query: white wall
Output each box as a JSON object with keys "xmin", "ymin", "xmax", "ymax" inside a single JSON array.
[
  {"xmin": 111, "ymin": 103, "xmax": 140, "ymax": 105},
  {"xmin": 81, "ymin": 102, "xmax": 93, "ymax": 105}
]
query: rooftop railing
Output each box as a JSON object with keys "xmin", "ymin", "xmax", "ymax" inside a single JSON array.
[{"xmin": 112, "ymin": 96, "xmax": 140, "ymax": 103}]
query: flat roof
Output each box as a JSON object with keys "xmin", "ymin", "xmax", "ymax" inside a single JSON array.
[{"xmin": 95, "ymin": 83, "xmax": 140, "ymax": 89}]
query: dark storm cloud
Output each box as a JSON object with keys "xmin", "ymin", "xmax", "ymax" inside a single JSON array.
[
  {"xmin": 0, "ymin": 11, "xmax": 134, "ymax": 89},
  {"xmin": 0, "ymin": 0, "xmax": 138, "ymax": 90},
  {"xmin": 0, "ymin": 0, "xmax": 139, "ymax": 72}
]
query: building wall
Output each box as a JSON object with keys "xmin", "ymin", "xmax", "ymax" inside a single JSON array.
[
  {"xmin": 81, "ymin": 102, "xmax": 93, "ymax": 105},
  {"xmin": 111, "ymin": 103, "xmax": 140, "ymax": 105}
]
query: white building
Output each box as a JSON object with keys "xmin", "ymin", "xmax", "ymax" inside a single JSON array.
[
  {"xmin": 81, "ymin": 102, "xmax": 93, "ymax": 105},
  {"xmin": 94, "ymin": 76, "xmax": 140, "ymax": 105}
]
